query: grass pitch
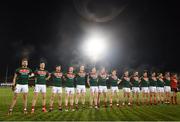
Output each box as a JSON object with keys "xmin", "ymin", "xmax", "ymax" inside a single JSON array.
[{"xmin": 0, "ymin": 87, "xmax": 180, "ymax": 121}]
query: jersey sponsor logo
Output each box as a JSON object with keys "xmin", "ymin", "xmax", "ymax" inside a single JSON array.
[
  {"xmin": 112, "ymin": 75, "xmax": 118, "ymax": 80},
  {"xmin": 19, "ymin": 69, "xmax": 30, "ymax": 74},
  {"xmin": 124, "ymin": 77, "xmax": 130, "ymax": 81},
  {"xmin": 67, "ymin": 73, "xmax": 75, "ymax": 79},
  {"xmin": 54, "ymin": 72, "xmax": 63, "ymax": 78},
  {"xmin": 37, "ymin": 71, "xmax": 47, "ymax": 76}
]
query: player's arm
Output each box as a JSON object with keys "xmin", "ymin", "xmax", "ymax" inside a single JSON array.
[
  {"xmin": 106, "ymin": 73, "xmax": 110, "ymax": 80},
  {"xmin": 12, "ymin": 73, "xmax": 17, "ymax": 91},
  {"xmin": 87, "ymin": 75, "xmax": 90, "ymax": 87},
  {"xmin": 29, "ymin": 73, "xmax": 34, "ymax": 78},
  {"xmin": 117, "ymin": 78, "xmax": 122, "ymax": 84},
  {"xmin": 139, "ymin": 76, "xmax": 143, "ymax": 83},
  {"xmin": 28, "ymin": 69, "xmax": 34, "ymax": 78},
  {"xmin": 46, "ymin": 71, "xmax": 51, "ymax": 80}
]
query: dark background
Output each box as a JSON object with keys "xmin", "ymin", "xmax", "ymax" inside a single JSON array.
[{"xmin": 0, "ymin": 0, "xmax": 179, "ymax": 80}]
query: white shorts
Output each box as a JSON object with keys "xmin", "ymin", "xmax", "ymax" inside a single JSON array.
[
  {"xmin": 123, "ymin": 87, "xmax": 131, "ymax": 93},
  {"xmin": 157, "ymin": 87, "xmax": 164, "ymax": 93},
  {"xmin": 164, "ymin": 86, "xmax": 171, "ymax": 92},
  {"xmin": 111, "ymin": 86, "xmax": 119, "ymax": 93},
  {"xmin": 90, "ymin": 86, "xmax": 98, "ymax": 93},
  {"xmin": 149, "ymin": 86, "xmax": 157, "ymax": 93},
  {"xmin": 65, "ymin": 87, "xmax": 75, "ymax": 94},
  {"xmin": 34, "ymin": 84, "xmax": 46, "ymax": 93},
  {"xmin": 99, "ymin": 86, "xmax": 108, "ymax": 93},
  {"xmin": 14, "ymin": 84, "xmax": 29, "ymax": 93},
  {"xmin": 141, "ymin": 87, "xmax": 149, "ymax": 93},
  {"xmin": 52, "ymin": 86, "xmax": 62, "ymax": 94},
  {"xmin": 132, "ymin": 87, "xmax": 140, "ymax": 93},
  {"xmin": 76, "ymin": 85, "xmax": 86, "ymax": 93}
]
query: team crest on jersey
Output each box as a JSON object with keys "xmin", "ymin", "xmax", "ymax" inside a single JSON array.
[{"xmin": 19, "ymin": 69, "xmax": 30, "ymax": 74}]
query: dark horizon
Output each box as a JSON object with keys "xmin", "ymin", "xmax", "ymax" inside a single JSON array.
[{"xmin": 0, "ymin": 0, "xmax": 180, "ymax": 80}]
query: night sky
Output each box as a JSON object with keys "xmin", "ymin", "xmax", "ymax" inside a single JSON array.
[{"xmin": 0, "ymin": 0, "xmax": 179, "ymax": 79}]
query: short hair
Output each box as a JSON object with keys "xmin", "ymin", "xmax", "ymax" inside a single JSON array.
[
  {"xmin": 55, "ymin": 65, "xmax": 61, "ymax": 67},
  {"xmin": 40, "ymin": 61, "xmax": 46, "ymax": 64},
  {"xmin": 22, "ymin": 58, "xmax": 28, "ymax": 62}
]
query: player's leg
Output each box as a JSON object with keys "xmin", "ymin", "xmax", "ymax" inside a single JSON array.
[
  {"xmin": 137, "ymin": 90, "xmax": 140, "ymax": 105},
  {"xmin": 70, "ymin": 91, "xmax": 75, "ymax": 111},
  {"xmin": 150, "ymin": 91, "xmax": 153, "ymax": 105},
  {"xmin": 160, "ymin": 91, "xmax": 164, "ymax": 103},
  {"xmin": 42, "ymin": 92, "xmax": 47, "ymax": 112},
  {"xmin": 75, "ymin": 89, "xmax": 80, "ymax": 109},
  {"xmin": 135, "ymin": 92, "xmax": 139, "ymax": 105},
  {"xmin": 127, "ymin": 92, "xmax": 131, "ymax": 105},
  {"xmin": 91, "ymin": 92, "xmax": 94, "ymax": 108},
  {"xmin": 167, "ymin": 91, "xmax": 170, "ymax": 104},
  {"xmin": 94, "ymin": 90, "xmax": 98, "ymax": 109},
  {"xmin": 22, "ymin": 93, "xmax": 28, "ymax": 114},
  {"xmin": 103, "ymin": 91, "xmax": 107, "ymax": 107},
  {"xmin": 115, "ymin": 90, "xmax": 119, "ymax": 107},
  {"xmin": 8, "ymin": 93, "xmax": 19, "ymax": 115},
  {"xmin": 81, "ymin": 91, "xmax": 86, "ymax": 108},
  {"xmin": 132, "ymin": 88, "xmax": 135, "ymax": 101},
  {"xmin": 58, "ymin": 93, "xmax": 62, "ymax": 110},
  {"xmin": 31, "ymin": 92, "xmax": 38, "ymax": 113},
  {"xmin": 154, "ymin": 92, "xmax": 157, "ymax": 105},
  {"xmin": 142, "ymin": 92, "xmax": 145, "ymax": 105},
  {"xmin": 146, "ymin": 92, "xmax": 149, "ymax": 105},
  {"xmin": 81, "ymin": 86, "xmax": 86, "ymax": 107},
  {"xmin": 65, "ymin": 91, "xmax": 69, "ymax": 111},
  {"xmin": 174, "ymin": 91, "xmax": 177, "ymax": 104},
  {"xmin": 165, "ymin": 91, "xmax": 168, "ymax": 103},
  {"xmin": 98, "ymin": 91, "xmax": 101, "ymax": 107},
  {"xmin": 122, "ymin": 90, "xmax": 126, "ymax": 106},
  {"xmin": 110, "ymin": 90, "xmax": 113, "ymax": 107},
  {"xmin": 165, "ymin": 91, "xmax": 167, "ymax": 103},
  {"xmin": 49, "ymin": 93, "xmax": 56, "ymax": 111},
  {"xmin": 158, "ymin": 92, "xmax": 160, "ymax": 104}
]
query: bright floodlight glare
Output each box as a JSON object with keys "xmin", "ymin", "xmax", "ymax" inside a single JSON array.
[{"xmin": 84, "ymin": 35, "xmax": 107, "ymax": 61}]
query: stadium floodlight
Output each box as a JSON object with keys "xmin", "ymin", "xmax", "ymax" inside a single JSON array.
[{"xmin": 83, "ymin": 34, "xmax": 107, "ymax": 63}]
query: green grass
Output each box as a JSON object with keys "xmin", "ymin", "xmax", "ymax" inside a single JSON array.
[{"xmin": 0, "ymin": 87, "xmax": 180, "ymax": 121}]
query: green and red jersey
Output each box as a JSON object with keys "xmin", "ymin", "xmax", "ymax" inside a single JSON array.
[
  {"xmin": 109, "ymin": 75, "xmax": 119, "ymax": 87},
  {"xmin": 15, "ymin": 67, "xmax": 32, "ymax": 85},
  {"xmin": 64, "ymin": 72, "xmax": 75, "ymax": 87},
  {"xmin": 149, "ymin": 77, "xmax": 157, "ymax": 87},
  {"xmin": 140, "ymin": 77, "xmax": 149, "ymax": 87},
  {"xmin": 157, "ymin": 78, "xmax": 164, "ymax": 87},
  {"xmin": 98, "ymin": 72, "xmax": 107, "ymax": 86},
  {"xmin": 121, "ymin": 77, "xmax": 131, "ymax": 88},
  {"xmin": 51, "ymin": 71, "xmax": 63, "ymax": 87},
  {"xmin": 76, "ymin": 71, "xmax": 86, "ymax": 85},
  {"xmin": 34, "ymin": 69, "xmax": 49, "ymax": 85},
  {"xmin": 164, "ymin": 77, "xmax": 171, "ymax": 86},
  {"xmin": 89, "ymin": 72, "xmax": 98, "ymax": 86},
  {"xmin": 131, "ymin": 76, "xmax": 139, "ymax": 87}
]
